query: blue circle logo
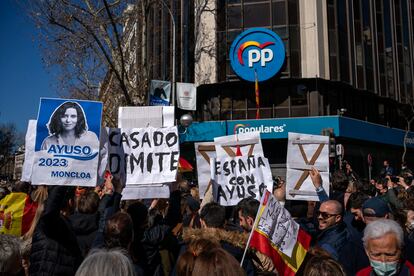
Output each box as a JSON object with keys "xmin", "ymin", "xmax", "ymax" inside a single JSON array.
[{"xmin": 229, "ymin": 28, "xmax": 285, "ymax": 82}]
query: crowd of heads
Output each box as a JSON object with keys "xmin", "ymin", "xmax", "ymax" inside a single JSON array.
[{"xmin": 1, "ymin": 159, "xmax": 414, "ymax": 275}]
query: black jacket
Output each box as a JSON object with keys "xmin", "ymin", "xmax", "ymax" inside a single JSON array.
[
  {"xmin": 132, "ymin": 224, "xmax": 172, "ymax": 276},
  {"xmin": 315, "ymin": 221, "xmax": 350, "ymax": 260},
  {"xmin": 68, "ymin": 212, "xmax": 99, "ymax": 258},
  {"xmin": 29, "ymin": 186, "xmax": 82, "ymax": 276},
  {"xmin": 338, "ymin": 230, "xmax": 369, "ymax": 276}
]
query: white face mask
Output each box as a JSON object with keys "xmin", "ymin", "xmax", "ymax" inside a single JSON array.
[
  {"xmin": 370, "ymin": 259, "xmax": 399, "ymax": 276},
  {"xmin": 407, "ymin": 221, "xmax": 414, "ymax": 231}
]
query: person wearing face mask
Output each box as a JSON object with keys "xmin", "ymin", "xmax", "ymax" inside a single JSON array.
[
  {"xmin": 339, "ymin": 197, "xmax": 390, "ymax": 275},
  {"xmin": 357, "ymin": 219, "xmax": 414, "ymax": 276}
]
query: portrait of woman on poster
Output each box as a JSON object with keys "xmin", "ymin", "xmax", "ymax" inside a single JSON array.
[{"xmin": 41, "ymin": 101, "xmax": 99, "ymax": 150}]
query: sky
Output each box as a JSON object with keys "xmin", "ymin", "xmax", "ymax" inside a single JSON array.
[{"xmin": 0, "ymin": 0, "xmax": 58, "ymax": 133}]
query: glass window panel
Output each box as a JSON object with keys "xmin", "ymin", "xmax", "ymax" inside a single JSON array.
[
  {"xmin": 330, "ymin": 56, "xmax": 338, "ymax": 80},
  {"xmin": 233, "ymin": 99, "xmax": 245, "ymax": 109},
  {"xmin": 232, "ymin": 110, "xmax": 246, "ymax": 120},
  {"xmin": 247, "ymin": 108, "xmax": 272, "ymax": 119},
  {"xmin": 275, "ymin": 107, "xmax": 289, "ymax": 117},
  {"xmin": 272, "ymin": 1, "xmax": 286, "ymax": 26},
  {"xmin": 289, "ymin": 26, "xmax": 300, "ymax": 50},
  {"xmin": 329, "ymin": 30, "xmax": 337, "ymax": 54},
  {"xmin": 288, "ymin": 0, "xmax": 298, "ymax": 24},
  {"xmin": 357, "ymin": 66, "xmax": 364, "ymax": 88},
  {"xmin": 290, "ymin": 50, "xmax": 300, "ymax": 77},
  {"xmin": 226, "ymin": 63, "xmax": 236, "ymax": 76},
  {"xmin": 227, "ymin": 30, "xmax": 242, "ymax": 43},
  {"xmin": 328, "ymin": 5, "xmax": 336, "ymax": 27},
  {"xmin": 376, "ymin": 13, "xmax": 383, "ymax": 32},
  {"xmin": 273, "ymin": 26, "xmax": 288, "ymax": 38},
  {"xmin": 291, "ymin": 106, "xmax": 308, "ymax": 117},
  {"xmin": 228, "ymin": 6, "xmax": 242, "ymax": 29},
  {"xmin": 244, "ymin": 3, "xmax": 271, "ymax": 28}
]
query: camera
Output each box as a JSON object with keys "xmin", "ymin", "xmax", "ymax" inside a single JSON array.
[{"xmin": 390, "ymin": 176, "xmax": 399, "ymax": 183}]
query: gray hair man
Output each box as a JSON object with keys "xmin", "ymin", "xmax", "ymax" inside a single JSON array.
[{"xmin": 357, "ymin": 219, "xmax": 414, "ymax": 275}]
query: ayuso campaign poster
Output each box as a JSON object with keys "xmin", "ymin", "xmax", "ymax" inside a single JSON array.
[{"xmin": 31, "ymin": 98, "xmax": 103, "ymax": 187}]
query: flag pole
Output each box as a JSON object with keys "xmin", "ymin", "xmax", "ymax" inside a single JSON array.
[
  {"xmin": 240, "ymin": 190, "xmax": 268, "ymax": 267},
  {"xmin": 255, "ymin": 69, "xmax": 260, "ymax": 119}
]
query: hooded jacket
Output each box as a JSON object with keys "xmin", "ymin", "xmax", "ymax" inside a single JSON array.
[{"xmin": 68, "ymin": 212, "xmax": 99, "ymax": 257}]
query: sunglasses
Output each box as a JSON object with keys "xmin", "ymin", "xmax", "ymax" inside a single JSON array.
[{"xmin": 317, "ymin": 211, "xmax": 340, "ymax": 220}]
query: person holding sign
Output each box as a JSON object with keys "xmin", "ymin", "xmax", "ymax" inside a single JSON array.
[{"xmin": 41, "ymin": 101, "xmax": 98, "ymax": 150}]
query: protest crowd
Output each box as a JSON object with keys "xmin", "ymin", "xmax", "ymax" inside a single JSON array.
[
  {"xmin": 1, "ymin": 159, "xmax": 414, "ymax": 276},
  {"xmin": 2, "ymin": 99, "xmax": 414, "ymax": 276}
]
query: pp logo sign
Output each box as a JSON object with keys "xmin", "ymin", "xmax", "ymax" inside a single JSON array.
[
  {"xmin": 238, "ymin": 41, "xmax": 274, "ymax": 67},
  {"xmin": 230, "ymin": 28, "xmax": 285, "ymax": 82}
]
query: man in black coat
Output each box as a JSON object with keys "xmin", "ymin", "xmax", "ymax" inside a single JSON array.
[{"xmin": 314, "ymin": 200, "xmax": 350, "ymax": 260}]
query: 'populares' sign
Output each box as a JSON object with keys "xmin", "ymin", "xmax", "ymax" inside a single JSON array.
[{"xmin": 229, "ymin": 28, "xmax": 285, "ymax": 82}]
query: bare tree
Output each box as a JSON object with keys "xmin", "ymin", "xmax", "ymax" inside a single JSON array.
[
  {"xmin": 26, "ymin": 0, "xmax": 154, "ymax": 106},
  {"xmin": 0, "ymin": 123, "xmax": 22, "ymax": 171},
  {"xmin": 193, "ymin": 0, "xmax": 218, "ymax": 85}
]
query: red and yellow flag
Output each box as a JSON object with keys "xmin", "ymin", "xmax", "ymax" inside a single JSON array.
[
  {"xmin": 0, "ymin": 192, "xmax": 38, "ymax": 236},
  {"xmin": 255, "ymin": 70, "xmax": 260, "ymax": 119},
  {"xmin": 178, "ymin": 157, "xmax": 193, "ymax": 173},
  {"xmin": 249, "ymin": 191, "xmax": 311, "ymax": 275}
]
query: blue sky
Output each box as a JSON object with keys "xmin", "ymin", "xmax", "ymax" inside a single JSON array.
[{"xmin": 0, "ymin": 0, "xmax": 58, "ymax": 133}]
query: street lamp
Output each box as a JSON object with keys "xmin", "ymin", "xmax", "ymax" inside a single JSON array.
[
  {"xmin": 159, "ymin": 0, "xmax": 176, "ymax": 107},
  {"xmin": 179, "ymin": 114, "xmax": 193, "ymax": 134}
]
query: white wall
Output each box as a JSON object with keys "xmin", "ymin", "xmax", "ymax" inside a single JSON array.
[{"xmin": 299, "ymin": 0, "xmax": 330, "ymax": 79}]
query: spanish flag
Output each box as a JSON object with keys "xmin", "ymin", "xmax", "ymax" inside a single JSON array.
[
  {"xmin": 178, "ymin": 157, "xmax": 193, "ymax": 173},
  {"xmin": 255, "ymin": 70, "xmax": 260, "ymax": 119},
  {"xmin": 247, "ymin": 190, "xmax": 311, "ymax": 275},
  {"xmin": 0, "ymin": 192, "xmax": 38, "ymax": 236}
]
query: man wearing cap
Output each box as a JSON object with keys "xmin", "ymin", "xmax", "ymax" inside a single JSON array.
[
  {"xmin": 339, "ymin": 197, "xmax": 392, "ymax": 275},
  {"xmin": 362, "ymin": 197, "xmax": 391, "ymax": 224},
  {"xmin": 357, "ymin": 219, "xmax": 414, "ymax": 276}
]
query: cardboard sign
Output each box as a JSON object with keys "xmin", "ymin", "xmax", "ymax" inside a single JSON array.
[
  {"xmin": 107, "ymin": 126, "xmax": 179, "ymax": 185},
  {"xmin": 286, "ymin": 132, "xmax": 329, "ymax": 201},
  {"xmin": 255, "ymin": 190, "xmax": 299, "ymax": 257},
  {"xmin": 194, "ymin": 142, "xmax": 216, "ymax": 199},
  {"xmin": 31, "ymin": 98, "xmax": 102, "ymax": 187},
  {"xmin": 214, "ymin": 131, "xmax": 263, "ymax": 158},
  {"xmin": 121, "ymin": 184, "xmax": 170, "ymax": 200},
  {"xmin": 149, "ymin": 80, "xmax": 171, "ymax": 106},
  {"xmin": 21, "ymin": 120, "xmax": 37, "ymax": 182},
  {"xmin": 211, "ymin": 155, "xmax": 273, "ymax": 206},
  {"xmin": 177, "ymin": 82, "xmax": 197, "ymax": 110}
]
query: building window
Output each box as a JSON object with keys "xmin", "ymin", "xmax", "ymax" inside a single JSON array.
[{"xmin": 218, "ymin": 0, "xmax": 300, "ymax": 82}]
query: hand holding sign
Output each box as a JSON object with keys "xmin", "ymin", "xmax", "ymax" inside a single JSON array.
[
  {"xmin": 309, "ymin": 167, "xmax": 322, "ymax": 189},
  {"xmin": 286, "ymin": 132, "xmax": 330, "ymax": 201}
]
